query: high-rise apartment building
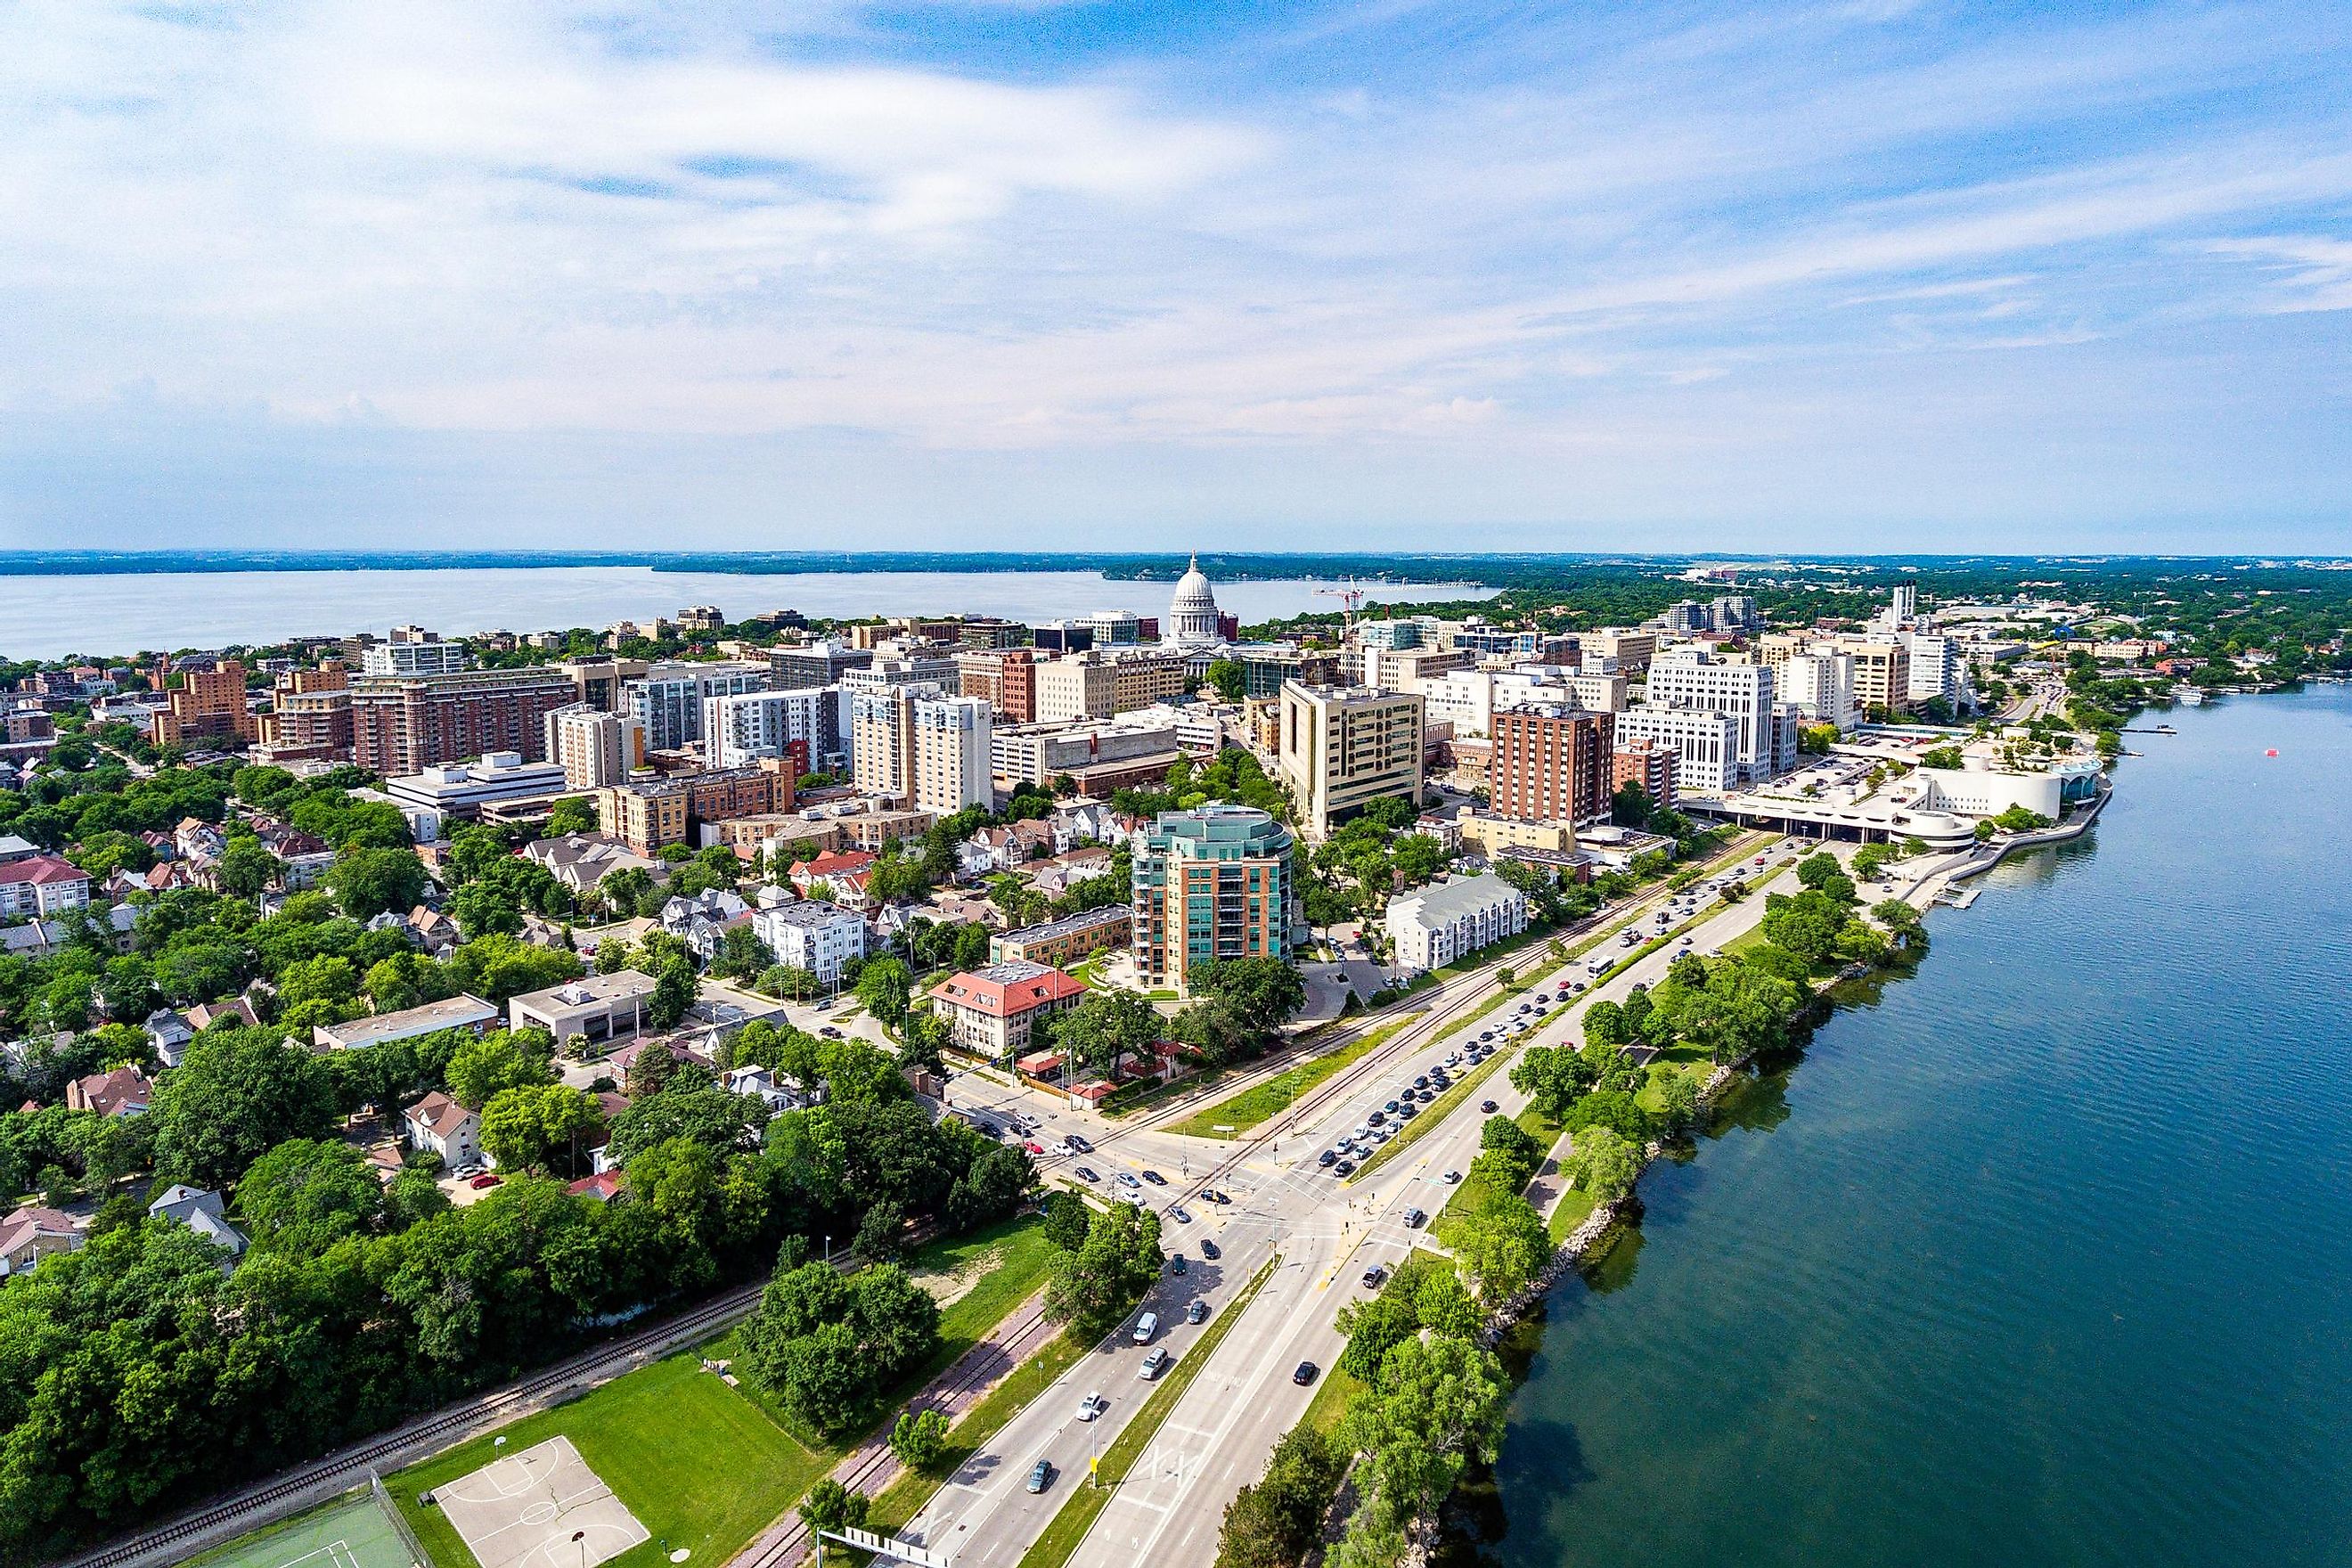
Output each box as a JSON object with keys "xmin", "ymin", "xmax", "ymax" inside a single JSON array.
[
  {"xmin": 1489, "ymin": 706, "xmax": 1615, "ymax": 825},
  {"xmin": 553, "ymin": 657, "xmax": 650, "ymax": 713},
  {"xmin": 626, "ymin": 661, "xmax": 770, "ymax": 752},
  {"xmin": 704, "ymin": 686, "xmax": 851, "ymax": 773},
  {"xmin": 1847, "ymin": 641, "xmax": 1911, "ymax": 716},
  {"xmin": 911, "ymin": 695, "xmax": 993, "ymax": 813},
  {"xmin": 361, "ymin": 639, "xmax": 469, "ymax": 678},
  {"xmin": 956, "ymin": 649, "xmax": 1038, "ymax": 723},
  {"xmin": 348, "ymin": 667, "xmax": 577, "ymax": 775},
  {"xmin": 1277, "ymin": 682, "xmax": 1425, "ymax": 840},
  {"xmin": 543, "ymin": 704, "xmax": 645, "ymax": 790},
  {"xmin": 1778, "ymin": 649, "xmax": 1860, "ymax": 731},
  {"xmin": 154, "ymin": 660, "xmax": 257, "ymax": 749},
  {"xmin": 850, "ymin": 684, "xmax": 927, "ymax": 803},
  {"xmin": 1612, "ymin": 742, "xmax": 1677, "ymax": 811},
  {"xmin": 1131, "ymin": 804, "xmax": 1294, "ymax": 995}
]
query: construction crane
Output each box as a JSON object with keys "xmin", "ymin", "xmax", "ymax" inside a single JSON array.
[{"xmin": 1313, "ymin": 581, "xmax": 1367, "ymax": 641}]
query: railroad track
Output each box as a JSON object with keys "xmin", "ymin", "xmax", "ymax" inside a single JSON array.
[{"xmin": 56, "ymin": 1283, "xmax": 770, "ymax": 1568}]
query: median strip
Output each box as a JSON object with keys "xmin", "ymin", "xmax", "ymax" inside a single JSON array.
[
  {"xmin": 1168, "ymin": 1011, "xmax": 1428, "ymax": 1139},
  {"xmin": 1016, "ymin": 1254, "xmax": 1281, "ymax": 1568}
]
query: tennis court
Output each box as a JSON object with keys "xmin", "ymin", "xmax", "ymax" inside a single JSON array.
[{"xmin": 194, "ymin": 1492, "xmax": 421, "ymax": 1568}]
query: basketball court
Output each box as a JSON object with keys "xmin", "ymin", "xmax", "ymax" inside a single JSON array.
[{"xmin": 431, "ymin": 1435, "xmax": 650, "ymax": 1568}]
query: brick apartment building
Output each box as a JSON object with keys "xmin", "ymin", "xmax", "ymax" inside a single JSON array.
[
  {"xmin": 154, "ymin": 661, "xmax": 257, "ymax": 749},
  {"xmin": 1489, "ymin": 706, "xmax": 1615, "ymax": 826},
  {"xmin": 350, "ymin": 667, "xmax": 577, "ymax": 774},
  {"xmin": 1610, "ymin": 741, "xmax": 1677, "ymax": 812}
]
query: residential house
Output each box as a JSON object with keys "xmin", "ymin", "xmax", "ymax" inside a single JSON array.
[
  {"xmin": 404, "ymin": 1090, "xmax": 484, "ymax": 1170},
  {"xmin": 147, "ymin": 1184, "xmax": 249, "ymax": 1260},
  {"xmin": 65, "ymin": 1066, "xmax": 151, "ymax": 1117},
  {"xmin": 186, "ymin": 996, "xmax": 263, "ymax": 1032},
  {"xmin": 658, "ymin": 888, "xmax": 753, "ymax": 964},
  {"xmin": 0, "ymin": 1206, "xmax": 84, "ymax": 1278},
  {"xmin": 524, "ymin": 832, "xmax": 667, "ymax": 899},
  {"xmin": 144, "ymin": 1009, "xmax": 195, "ymax": 1068},
  {"xmin": 567, "ymin": 1171, "xmax": 625, "ymax": 1203},
  {"xmin": 791, "ymin": 850, "xmax": 877, "ymax": 905}
]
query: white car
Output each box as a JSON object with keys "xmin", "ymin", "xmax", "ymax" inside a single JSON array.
[{"xmin": 1076, "ymin": 1391, "xmax": 1107, "ymax": 1422}]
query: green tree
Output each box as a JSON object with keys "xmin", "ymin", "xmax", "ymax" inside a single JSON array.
[
  {"xmin": 1046, "ymin": 986, "xmax": 1161, "ymax": 1074},
  {"xmin": 1205, "ymin": 657, "xmax": 1246, "ymax": 702},
  {"xmin": 479, "ymin": 1082, "xmax": 604, "ymax": 1175},
  {"xmin": 149, "ymin": 1027, "xmax": 338, "ymax": 1188},
  {"xmin": 1044, "ymin": 1199, "xmax": 1164, "ymax": 1337},
  {"xmin": 854, "ymin": 957, "xmax": 913, "ymax": 1030},
  {"xmin": 1041, "ymin": 1188, "xmax": 1093, "ymax": 1251},
  {"xmin": 216, "ymin": 839, "xmax": 283, "ymax": 899},
  {"xmin": 546, "ymin": 796, "xmax": 600, "ymax": 836},
  {"xmin": 797, "ymin": 1478, "xmax": 870, "ymax": 1534},
  {"xmin": 1215, "ymin": 1426, "xmax": 1343, "ymax": 1568},
  {"xmin": 325, "ymin": 847, "xmax": 429, "ymax": 919},
  {"xmin": 236, "ymin": 1137, "xmax": 385, "ymax": 1254},
  {"xmin": 445, "ymin": 1028, "xmax": 558, "ymax": 1109},
  {"xmin": 1563, "ymin": 1124, "xmax": 1642, "ymax": 1203},
  {"xmin": 892, "ymin": 1408, "xmax": 951, "ymax": 1472}
]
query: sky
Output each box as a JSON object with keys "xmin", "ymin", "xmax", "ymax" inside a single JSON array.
[{"xmin": 1, "ymin": 0, "xmax": 2348, "ymax": 555}]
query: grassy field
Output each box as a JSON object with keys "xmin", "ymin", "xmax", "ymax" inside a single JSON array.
[
  {"xmin": 385, "ymin": 1345, "xmax": 828, "ymax": 1568},
  {"xmin": 1017, "ymin": 1255, "xmax": 1280, "ymax": 1568},
  {"xmin": 1167, "ymin": 1010, "xmax": 1428, "ymax": 1139}
]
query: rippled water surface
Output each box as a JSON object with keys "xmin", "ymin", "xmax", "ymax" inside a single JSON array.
[{"xmin": 1479, "ymin": 683, "xmax": 2352, "ymax": 1568}]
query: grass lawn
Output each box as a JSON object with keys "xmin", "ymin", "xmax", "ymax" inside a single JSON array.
[
  {"xmin": 1548, "ymin": 1187, "xmax": 1600, "ymax": 1243},
  {"xmin": 1017, "ymin": 1255, "xmax": 1280, "ymax": 1568},
  {"xmin": 1167, "ymin": 1010, "xmax": 1428, "ymax": 1139},
  {"xmin": 385, "ymin": 1345, "xmax": 828, "ymax": 1568}
]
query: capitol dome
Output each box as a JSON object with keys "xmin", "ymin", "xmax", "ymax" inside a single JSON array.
[{"xmin": 1167, "ymin": 553, "xmax": 1223, "ymax": 649}]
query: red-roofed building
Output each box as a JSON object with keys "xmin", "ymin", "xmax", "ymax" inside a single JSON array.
[
  {"xmin": 0, "ymin": 855, "xmax": 90, "ymax": 919},
  {"xmin": 567, "ymin": 1171, "xmax": 625, "ymax": 1204},
  {"xmin": 927, "ymin": 961, "xmax": 1089, "ymax": 1061},
  {"xmin": 791, "ymin": 850, "xmax": 877, "ymax": 904},
  {"xmin": 65, "ymin": 1066, "xmax": 150, "ymax": 1118}
]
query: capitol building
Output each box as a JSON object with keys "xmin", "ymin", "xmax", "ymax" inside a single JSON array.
[{"xmin": 1165, "ymin": 553, "xmax": 1224, "ymax": 649}]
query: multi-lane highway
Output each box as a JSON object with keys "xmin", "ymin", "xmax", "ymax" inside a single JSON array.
[{"xmin": 900, "ymin": 835, "xmax": 1817, "ymax": 1568}]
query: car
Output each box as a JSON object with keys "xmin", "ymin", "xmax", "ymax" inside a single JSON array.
[
  {"xmin": 1140, "ymin": 1170, "xmax": 1166, "ymax": 1186},
  {"xmin": 1170, "ymin": 1205, "xmax": 1193, "ymax": 1224},
  {"xmin": 1353, "ymin": 1123, "xmax": 1372, "ymax": 1139},
  {"xmin": 1139, "ymin": 1347, "xmax": 1172, "ymax": 1379},
  {"xmin": 1384, "ymin": 1098, "xmax": 1401, "ymax": 1113},
  {"xmin": 1188, "ymin": 1299, "xmax": 1209, "ymax": 1324},
  {"xmin": 1049, "ymin": 1139, "xmax": 1074, "ymax": 1156},
  {"xmin": 1201, "ymin": 1188, "xmax": 1227, "ymax": 1204},
  {"xmin": 1403, "ymin": 1207, "xmax": 1427, "ymax": 1228},
  {"xmin": 1074, "ymin": 1165, "xmax": 1100, "ymax": 1183},
  {"xmin": 1361, "ymin": 1265, "xmax": 1389, "ymax": 1288},
  {"xmin": 1293, "ymin": 1360, "xmax": 1319, "ymax": 1386},
  {"xmin": 1398, "ymin": 1103, "xmax": 1418, "ymax": 1119},
  {"xmin": 1199, "ymin": 1237, "xmax": 1220, "ymax": 1258},
  {"xmin": 1116, "ymin": 1171, "xmax": 1141, "ymax": 1188},
  {"xmin": 1679, "ymin": 935, "xmax": 1695, "ymax": 947},
  {"xmin": 1368, "ymin": 1111, "xmax": 1386, "ymax": 1127},
  {"xmin": 1480, "ymin": 1099, "xmax": 1499, "ymax": 1113},
  {"xmin": 1066, "ymin": 1133, "xmax": 1092, "ymax": 1154},
  {"xmin": 469, "ymin": 1172, "xmax": 502, "ymax": 1189},
  {"xmin": 1027, "ymin": 1459, "xmax": 1055, "ymax": 1493},
  {"xmin": 1413, "ymin": 1074, "xmax": 1429, "ymax": 1090},
  {"xmin": 1334, "ymin": 1159, "xmax": 1356, "ymax": 1176},
  {"xmin": 1133, "ymin": 1311, "xmax": 1159, "ymax": 1343},
  {"xmin": 1318, "ymin": 1150, "xmax": 1338, "ymax": 1167},
  {"xmin": 1024, "ymin": 1140, "xmax": 1045, "ymax": 1156},
  {"xmin": 1441, "ymin": 1169, "xmax": 1462, "ymax": 1184},
  {"xmin": 1076, "ymin": 1391, "xmax": 1107, "ymax": 1422},
  {"xmin": 1169, "ymin": 1254, "xmax": 1188, "ymax": 1275},
  {"xmin": 820, "ymin": 1025, "xmax": 844, "ymax": 1039}
]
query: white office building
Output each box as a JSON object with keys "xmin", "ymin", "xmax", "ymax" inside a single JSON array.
[
  {"xmin": 1612, "ymin": 706, "xmax": 1742, "ymax": 794},
  {"xmin": 705, "ymin": 686, "xmax": 851, "ymax": 773},
  {"xmin": 1384, "ymin": 872, "xmax": 1529, "ymax": 970},
  {"xmin": 1642, "ymin": 648, "xmax": 1782, "ymax": 781},
  {"xmin": 1778, "ymin": 650, "xmax": 1860, "ymax": 731},
  {"xmin": 750, "ymin": 893, "xmax": 868, "ymax": 988},
  {"xmin": 1903, "ymin": 633, "xmax": 1970, "ymax": 708},
  {"xmin": 361, "ymin": 639, "xmax": 468, "ymax": 677}
]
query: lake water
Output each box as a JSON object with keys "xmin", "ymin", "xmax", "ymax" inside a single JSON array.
[
  {"xmin": 1471, "ymin": 682, "xmax": 2352, "ymax": 1568},
  {"xmin": 0, "ymin": 567, "xmax": 1493, "ymax": 662}
]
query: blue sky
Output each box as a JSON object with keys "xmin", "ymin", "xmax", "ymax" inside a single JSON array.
[{"xmin": 2, "ymin": 0, "xmax": 2348, "ymax": 553}]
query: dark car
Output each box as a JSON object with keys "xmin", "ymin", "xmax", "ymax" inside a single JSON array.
[
  {"xmin": 1188, "ymin": 1299, "xmax": 1209, "ymax": 1324},
  {"xmin": 1026, "ymin": 1459, "xmax": 1054, "ymax": 1494},
  {"xmin": 1480, "ymin": 1099, "xmax": 1499, "ymax": 1113},
  {"xmin": 1292, "ymin": 1360, "xmax": 1319, "ymax": 1386},
  {"xmin": 1201, "ymin": 1188, "xmax": 1228, "ymax": 1204},
  {"xmin": 1412, "ymin": 1075, "xmax": 1429, "ymax": 1090},
  {"xmin": 1200, "ymin": 1237, "xmax": 1220, "ymax": 1258},
  {"xmin": 1334, "ymin": 1159, "xmax": 1356, "ymax": 1176},
  {"xmin": 1403, "ymin": 1207, "xmax": 1427, "ymax": 1228},
  {"xmin": 1361, "ymin": 1265, "xmax": 1389, "ymax": 1288},
  {"xmin": 1074, "ymin": 1165, "xmax": 1100, "ymax": 1183},
  {"xmin": 1169, "ymin": 1254, "xmax": 1188, "ymax": 1275},
  {"xmin": 1140, "ymin": 1170, "xmax": 1166, "ymax": 1186},
  {"xmin": 1318, "ymin": 1150, "xmax": 1338, "ymax": 1167},
  {"xmin": 1066, "ymin": 1133, "xmax": 1092, "ymax": 1154}
]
